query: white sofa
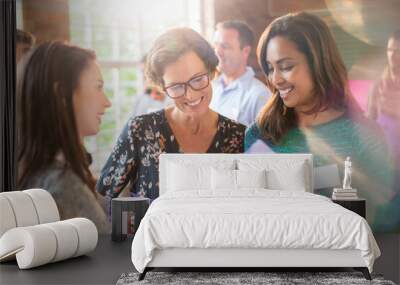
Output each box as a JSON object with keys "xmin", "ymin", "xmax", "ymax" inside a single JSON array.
[{"xmin": 0, "ymin": 189, "xmax": 98, "ymax": 269}]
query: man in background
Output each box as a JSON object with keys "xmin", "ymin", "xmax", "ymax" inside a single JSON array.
[
  {"xmin": 16, "ymin": 29, "xmax": 35, "ymax": 63},
  {"xmin": 210, "ymin": 20, "xmax": 270, "ymax": 126}
]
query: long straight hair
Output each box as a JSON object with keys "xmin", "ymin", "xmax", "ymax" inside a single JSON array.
[
  {"xmin": 17, "ymin": 41, "xmax": 96, "ymax": 193},
  {"xmin": 256, "ymin": 12, "xmax": 361, "ymax": 143}
]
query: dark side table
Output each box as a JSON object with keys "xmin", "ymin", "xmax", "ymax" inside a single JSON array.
[
  {"xmin": 332, "ymin": 198, "xmax": 366, "ymax": 218},
  {"xmin": 112, "ymin": 197, "xmax": 150, "ymax": 241}
]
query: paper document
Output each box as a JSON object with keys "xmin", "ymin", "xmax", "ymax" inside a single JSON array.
[{"xmin": 245, "ymin": 139, "xmax": 274, "ymax": 154}]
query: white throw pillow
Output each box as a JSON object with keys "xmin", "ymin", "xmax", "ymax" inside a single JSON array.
[
  {"xmin": 167, "ymin": 162, "xmax": 210, "ymax": 191},
  {"xmin": 166, "ymin": 159, "xmax": 235, "ymax": 192},
  {"xmin": 236, "ymin": 169, "xmax": 267, "ymax": 189},
  {"xmin": 211, "ymin": 169, "xmax": 267, "ymax": 190},
  {"xmin": 238, "ymin": 159, "xmax": 307, "ymax": 191},
  {"xmin": 211, "ymin": 168, "xmax": 236, "ymax": 190}
]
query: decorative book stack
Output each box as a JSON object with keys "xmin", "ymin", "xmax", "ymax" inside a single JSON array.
[{"xmin": 332, "ymin": 188, "xmax": 358, "ymax": 200}]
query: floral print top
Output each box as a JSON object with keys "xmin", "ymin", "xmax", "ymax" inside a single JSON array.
[{"xmin": 96, "ymin": 110, "xmax": 245, "ymax": 200}]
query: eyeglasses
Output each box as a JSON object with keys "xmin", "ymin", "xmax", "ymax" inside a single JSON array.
[{"xmin": 164, "ymin": 73, "xmax": 210, "ymax": 99}]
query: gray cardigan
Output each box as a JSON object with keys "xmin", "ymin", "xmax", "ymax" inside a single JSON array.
[{"xmin": 23, "ymin": 161, "xmax": 111, "ymax": 234}]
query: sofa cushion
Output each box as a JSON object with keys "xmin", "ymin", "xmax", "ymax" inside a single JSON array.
[{"xmin": 0, "ymin": 218, "xmax": 97, "ymax": 269}]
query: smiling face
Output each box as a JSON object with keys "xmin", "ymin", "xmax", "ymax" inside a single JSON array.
[
  {"xmin": 266, "ymin": 36, "xmax": 316, "ymax": 112},
  {"xmin": 163, "ymin": 51, "xmax": 212, "ymax": 116},
  {"xmin": 73, "ymin": 60, "xmax": 112, "ymax": 138}
]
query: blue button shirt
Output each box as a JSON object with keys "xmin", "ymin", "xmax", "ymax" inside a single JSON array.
[{"xmin": 210, "ymin": 67, "xmax": 271, "ymax": 126}]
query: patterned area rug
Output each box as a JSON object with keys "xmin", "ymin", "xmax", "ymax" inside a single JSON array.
[{"xmin": 116, "ymin": 271, "xmax": 396, "ymax": 285}]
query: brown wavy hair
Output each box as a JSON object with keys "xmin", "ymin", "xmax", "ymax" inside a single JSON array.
[
  {"xmin": 17, "ymin": 41, "xmax": 96, "ymax": 193},
  {"xmin": 256, "ymin": 12, "xmax": 360, "ymax": 143},
  {"xmin": 145, "ymin": 27, "xmax": 219, "ymax": 88}
]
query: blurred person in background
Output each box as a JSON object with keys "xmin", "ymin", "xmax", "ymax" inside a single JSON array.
[
  {"xmin": 367, "ymin": 30, "xmax": 400, "ymax": 232},
  {"xmin": 16, "ymin": 29, "xmax": 35, "ymax": 63},
  {"xmin": 211, "ymin": 20, "xmax": 271, "ymax": 126},
  {"xmin": 367, "ymin": 30, "xmax": 400, "ymax": 171},
  {"xmin": 17, "ymin": 41, "xmax": 111, "ymax": 233}
]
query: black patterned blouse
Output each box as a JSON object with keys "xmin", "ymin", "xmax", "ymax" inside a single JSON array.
[{"xmin": 96, "ymin": 110, "xmax": 245, "ymax": 201}]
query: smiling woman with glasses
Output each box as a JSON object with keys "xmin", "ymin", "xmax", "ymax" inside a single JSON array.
[{"xmin": 97, "ymin": 28, "xmax": 245, "ymax": 203}]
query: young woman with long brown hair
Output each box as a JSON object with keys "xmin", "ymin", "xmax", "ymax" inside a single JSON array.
[
  {"xmin": 245, "ymin": 12, "xmax": 397, "ymax": 232},
  {"xmin": 17, "ymin": 41, "xmax": 111, "ymax": 233}
]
